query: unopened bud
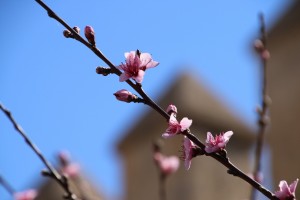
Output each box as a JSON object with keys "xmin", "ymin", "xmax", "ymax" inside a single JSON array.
[
  {"xmin": 114, "ymin": 89, "xmax": 137, "ymax": 103},
  {"xmin": 73, "ymin": 26, "xmax": 80, "ymax": 34},
  {"xmin": 254, "ymin": 39, "xmax": 264, "ymax": 52},
  {"xmin": 261, "ymin": 49, "xmax": 270, "ymax": 60},
  {"xmin": 85, "ymin": 25, "xmax": 95, "ymax": 46},
  {"xmin": 166, "ymin": 104, "xmax": 177, "ymax": 115},
  {"xmin": 96, "ymin": 66, "xmax": 111, "ymax": 76},
  {"xmin": 63, "ymin": 30, "xmax": 72, "ymax": 38}
]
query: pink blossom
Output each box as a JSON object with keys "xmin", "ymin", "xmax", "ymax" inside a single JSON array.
[
  {"xmin": 84, "ymin": 25, "xmax": 95, "ymax": 45},
  {"xmin": 275, "ymin": 179, "xmax": 298, "ymax": 200},
  {"xmin": 118, "ymin": 50, "xmax": 159, "ymax": 83},
  {"xmin": 182, "ymin": 136, "xmax": 197, "ymax": 170},
  {"xmin": 113, "ymin": 89, "xmax": 136, "ymax": 103},
  {"xmin": 153, "ymin": 152, "xmax": 180, "ymax": 175},
  {"xmin": 205, "ymin": 131, "xmax": 233, "ymax": 153},
  {"xmin": 14, "ymin": 189, "xmax": 37, "ymax": 200},
  {"xmin": 166, "ymin": 104, "xmax": 177, "ymax": 115},
  {"xmin": 58, "ymin": 151, "xmax": 80, "ymax": 178},
  {"xmin": 162, "ymin": 114, "xmax": 192, "ymax": 138},
  {"xmin": 61, "ymin": 163, "xmax": 80, "ymax": 178}
]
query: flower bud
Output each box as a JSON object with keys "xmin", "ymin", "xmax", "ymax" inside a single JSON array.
[
  {"xmin": 254, "ymin": 39, "xmax": 264, "ymax": 52},
  {"xmin": 84, "ymin": 25, "xmax": 95, "ymax": 46},
  {"xmin": 63, "ymin": 29, "xmax": 72, "ymax": 38},
  {"xmin": 114, "ymin": 89, "xmax": 137, "ymax": 103},
  {"xmin": 96, "ymin": 66, "xmax": 111, "ymax": 76},
  {"xmin": 166, "ymin": 104, "xmax": 177, "ymax": 115},
  {"xmin": 261, "ymin": 49, "xmax": 271, "ymax": 60},
  {"xmin": 73, "ymin": 26, "xmax": 80, "ymax": 34}
]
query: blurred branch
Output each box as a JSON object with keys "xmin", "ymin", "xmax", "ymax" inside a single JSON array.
[
  {"xmin": 250, "ymin": 13, "xmax": 271, "ymax": 200},
  {"xmin": 35, "ymin": 1, "xmax": 278, "ymax": 199},
  {"xmin": 0, "ymin": 103, "xmax": 78, "ymax": 200},
  {"xmin": 0, "ymin": 175, "xmax": 15, "ymax": 196}
]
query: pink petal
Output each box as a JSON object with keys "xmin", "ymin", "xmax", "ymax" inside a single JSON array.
[
  {"xmin": 223, "ymin": 131, "xmax": 233, "ymax": 142},
  {"xmin": 162, "ymin": 132, "xmax": 175, "ymax": 139},
  {"xmin": 133, "ymin": 70, "xmax": 145, "ymax": 83},
  {"xmin": 180, "ymin": 117, "xmax": 192, "ymax": 131},
  {"xmin": 169, "ymin": 114, "xmax": 178, "ymax": 124},
  {"xmin": 205, "ymin": 146, "xmax": 214, "ymax": 154},
  {"xmin": 146, "ymin": 61, "xmax": 159, "ymax": 69},
  {"xmin": 206, "ymin": 132, "xmax": 214, "ymax": 143},
  {"xmin": 119, "ymin": 73, "xmax": 130, "ymax": 82},
  {"xmin": 139, "ymin": 53, "xmax": 152, "ymax": 66},
  {"xmin": 290, "ymin": 179, "xmax": 299, "ymax": 193}
]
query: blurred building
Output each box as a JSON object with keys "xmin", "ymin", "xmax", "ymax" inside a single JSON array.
[
  {"xmin": 267, "ymin": 1, "xmax": 300, "ymax": 198},
  {"xmin": 118, "ymin": 73, "xmax": 256, "ymax": 200},
  {"xmin": 117, "ymin": 2, "xmax": 300, "ymax": 200}
]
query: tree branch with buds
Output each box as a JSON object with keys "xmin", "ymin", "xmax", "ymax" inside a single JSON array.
[
  {"xmin": 33, "ymin": 1, "xmax": 298, "ymax": 199},
  {"xmin": 0, "ymin": 103, "xmax": 79, "ymax": 200}
]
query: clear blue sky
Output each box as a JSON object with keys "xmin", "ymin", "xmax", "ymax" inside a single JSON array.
[{"xmin": 0, "ymin": 0, "xmax": 292, "ymax": 199}]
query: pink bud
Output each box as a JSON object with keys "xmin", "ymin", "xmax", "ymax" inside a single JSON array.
[
  {"xmin": 114, "ymin": 89, "xmax": 137, "ymax": 103},
  {"xmin": 254, "ymin": 39, "xmax": 264, "ymax": 52},
  {"xmin": 166, "ymin": 104, "xmax": 177, "ymax": 115},
  {"xmin": 84, "ymin": 25, "xmax": 95, "ymax": 46},
  {"xmin": 261, "ymin": 49, "xmax": 270, "ymax": 60}
]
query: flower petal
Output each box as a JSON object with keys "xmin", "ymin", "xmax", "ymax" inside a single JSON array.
[
  {"xmin": 133, "ymin": 70, "xmax": 145, "ymax": 83},
  {"xmin": 119, "ymin": 73, "xmax": 130, "ymax": 82},
  {"xmin": 180, "ymin": 117, "xmax": 192, "ymax": 131},
  {"xmin": 290, "ymin": 179, "xmax": 299, "ymax": 194}
]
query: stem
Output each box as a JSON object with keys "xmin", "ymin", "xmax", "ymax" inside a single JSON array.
[
  {"xmin": 159, "ymin": 174, "xmax": 166, "ymax": 200},
  {"xmin": 0, "ymin": 103, "xmax": 78, "ymax": 200},
  {"xmin": 250, "ymin": 14, "xmax": 270, "ymax": 200},
  {"xmin": 0, "ymin": 175, "xmax": 15, "ymax": 196},
  {"xmin": 34, "ymin": 1, "xmax": 278, "ymax": 199}
]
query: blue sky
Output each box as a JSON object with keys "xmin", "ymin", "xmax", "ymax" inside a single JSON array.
[{"xmin": 0, "ymin": 0, "xmax": 293, "ymax": 199}]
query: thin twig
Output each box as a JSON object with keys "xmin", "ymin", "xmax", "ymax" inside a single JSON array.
[
  {"xmin": 0, "ymin": 103, "xmax": 78, "ymax": 200},
  {"xmin": 0, "ymin": 175, "xmax": 15, "ymax": 196},
  {"xmin": 250, "ymin": 13, "xmax": 271, "ymax": 200},
  {"xmin": 34, "ymin": 1, "xmax": 278, "ymax": 199}
]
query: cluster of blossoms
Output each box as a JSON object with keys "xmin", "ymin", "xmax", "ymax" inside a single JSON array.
[
  {"xmin": 162, "ymin": 104, "xmax": 233, "ymax": 170},
  {"xmin": 111, "ymin": 49, "xmax": 298, "ymax": 199}
]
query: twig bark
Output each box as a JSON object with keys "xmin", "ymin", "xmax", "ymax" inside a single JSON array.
[{"xmin": 250, "ymin": 13, "xmax": 271, "ymax": 200}]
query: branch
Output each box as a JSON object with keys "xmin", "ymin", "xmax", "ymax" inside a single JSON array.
[
  {"xmin": 34, "ymin": 1, "xmax": 278, "ymax": 199},
  {"xmin": 0, "ymin": 175, "xmax": 15, "ymax": 196},
  {"xmin": 0, "ymin": 103, "xmax": 78, "ymax": 200},
  {"xmin": 250, "ymin": 13, "xmax": 271, "ymax": 200}
]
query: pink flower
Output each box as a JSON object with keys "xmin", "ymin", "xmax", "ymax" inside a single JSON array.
[
  {"xmin": 154, "ymin": 152, "xmax": 180, "ymax": 175},
  {"xmin": 58, "ymin": 151, "xmax": 80, "ymax": 178},
  {"xmin": 162, "ymin": 114, "xmax": 192, "ymax": 138},
  {"xmin": 84, "ymin": 25, "xmax": 95, "ymax": 45},
  {"xmin": 118, "ymin": 50, "xmax": 159, "ymax": 83},
  {"xmin": 275, "ymin": 179, "xmax": 298, "ymax": 200},
  {"xmin": 61, "ymin": 163, "xmax": 80, "ymax": 178},
  {"xmin": 166, "ymin": 104, "xmax": 177, "ymax": 115},
  {"xmin": 14, "ymin": 189, "xmax": 37, "ymax": 200},
  {"xmin": 182, "ymin": 136, "xmax": 197, "ymax": 170},
  {"xmin": 114, "ymin": 89, "xmax": 137, "ymax": 103},
  {"xmin": 205, "ymin": 131, "xmax": 233, "ymax": 153}
]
